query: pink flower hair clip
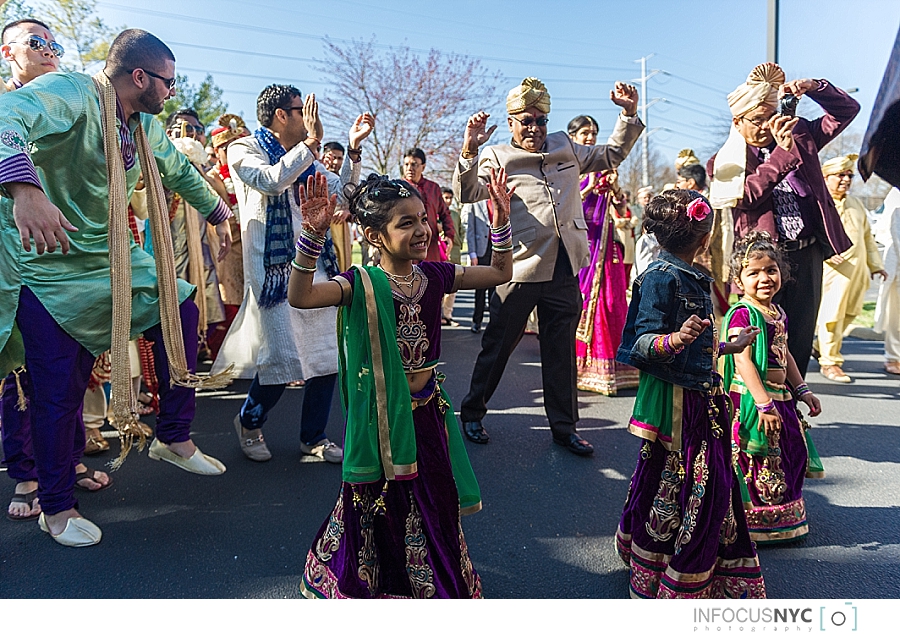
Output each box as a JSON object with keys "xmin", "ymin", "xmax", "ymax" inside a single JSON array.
[{"xmin": 686, "ymin": 197, "xmax": 711, "ymax": 222}]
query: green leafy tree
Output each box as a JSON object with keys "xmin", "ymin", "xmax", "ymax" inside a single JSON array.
[
  {"xmin": 158, "ymin": 73, "xmax": 228, "ymax": 128},
  {"xmin": 40, "ymin": 0, "xmax": 120, "ymax": 73}
]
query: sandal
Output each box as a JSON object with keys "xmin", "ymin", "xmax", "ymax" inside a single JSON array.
[
  {"xmin": 74, "ymin": 467, "xmax": 112, "ymax": 493},
  {"xmin": 7, "ymin": 490, "xmax": 40, "ymax": 521},
  {"xmin": 136, "ymin": 403, "xmax": 155, "ymax": 416},
  {"xmin": 820, "ymin": 364, "xmax": 851, "ymax": 383},
  {"xmin": 83, "ymin": 428, "xmax": 110, "ymax": 455}
]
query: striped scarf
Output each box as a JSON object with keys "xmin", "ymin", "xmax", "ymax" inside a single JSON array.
[{"xmin": 253, "ymin": 127, "xmax": 316, "ymax": 307}]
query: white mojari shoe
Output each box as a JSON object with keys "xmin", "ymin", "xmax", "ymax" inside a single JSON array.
[{"xmin": 148, "ymin": 438, "xmax": 226, "ymax": 475}]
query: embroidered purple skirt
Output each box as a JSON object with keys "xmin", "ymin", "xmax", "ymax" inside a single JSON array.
[
  {"xmin": 300, "ymin": 393, "xmax": 482, "ymax": 599},
  {"xmin": 731, "ymin": 397, "xmax": 815, "ymax": 543},
  {"xmin": 616, "ymin": 389, "xmax": 766, "ymax": 599}
]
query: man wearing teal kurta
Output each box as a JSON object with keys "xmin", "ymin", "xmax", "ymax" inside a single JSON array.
[{"xmin": 0, "ymin": 29, "xmax": 232, "ymax": 546}]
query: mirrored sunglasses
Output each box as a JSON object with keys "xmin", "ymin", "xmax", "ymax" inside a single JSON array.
[{"xmin": 10, "ymin": 34, "xmax": 65, "ymax": 59}]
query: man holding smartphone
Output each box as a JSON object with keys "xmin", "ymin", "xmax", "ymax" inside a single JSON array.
[{"xmin": 708, "ymin": 63, "xmax": 859, "ymax": 377}]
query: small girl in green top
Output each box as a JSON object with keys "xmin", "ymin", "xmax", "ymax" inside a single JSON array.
[{"xmin": 723, "ymin": 231, "xmax": 823, "ymax": 544}]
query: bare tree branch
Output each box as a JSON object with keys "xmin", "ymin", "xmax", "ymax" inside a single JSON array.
[{"xmin": 316, "ymin": 37, "xmax": 502, "ymax": 181}]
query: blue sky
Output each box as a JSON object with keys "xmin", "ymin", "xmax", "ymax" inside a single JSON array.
[{"xmin": 94, "ymin": 0, "xmax": 899, "ymax": 163}]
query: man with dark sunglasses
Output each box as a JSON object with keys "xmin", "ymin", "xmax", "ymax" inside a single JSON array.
[
  {"xmin": 212, "ymin": 84, "xmax": 374, "ymax": 465},
  {"xmin": 1, "ymin": 18, "xmax": 61, "ymax": 91},
  {"xmin": 453, "ymin": 77, "xmax": 644, "ymax": 455}
]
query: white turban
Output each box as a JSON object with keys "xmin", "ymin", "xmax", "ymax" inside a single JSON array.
[
  {"xmin": 822, "ymin": 154, "xmax": 859, "ymax": 176},
  {"xmin": 727, "ymin": 63, "xmax": 785, "ymax": 118}
]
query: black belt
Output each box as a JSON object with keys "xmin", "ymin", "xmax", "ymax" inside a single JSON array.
[{"xmin": 780, "ymin": 236, "xmax": 816, "ymax": 252}]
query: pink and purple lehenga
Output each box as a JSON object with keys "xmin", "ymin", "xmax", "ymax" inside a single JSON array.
[
  {"xmin": 300, "ymin": 262, "xmax": 482, "ymax": 599},
  {"xmin": 576, "ymin": 174, "xmax": 639, "ymax": 395},
  {"xmin": 724, "ymin": 303, "xmax": 825, "ymax": 543}
]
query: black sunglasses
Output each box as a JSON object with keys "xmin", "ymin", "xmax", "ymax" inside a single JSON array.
[
  {"xmin": 511, "ymin": 115, "xmax": 549, "ymax": 127},
  {"xmin": 168, "ymin": 123, "xmax": 205, "ymax": 137},
  {"xmin": 9, "ymin": 34, "xmax": 64, "ymax": 58},
  {"xmin": 132, "ymin": 68, "xmax": 176, "ymax": 90}
]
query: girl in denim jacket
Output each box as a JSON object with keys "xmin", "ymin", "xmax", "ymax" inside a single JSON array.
[{"xmin": 615, "ymin": 189, "xmax": 767, "ymax": 599}]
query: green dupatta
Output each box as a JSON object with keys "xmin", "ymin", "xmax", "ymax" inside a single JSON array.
[
  {"xmin": 721, "ymin": 300, "xmax": 770, "ymax": 457},
  {"xmin": 338, "ymin": 265, "xmax": 482, "ymax": 515},
  {"xmin": 720, "ymin": 301, "xmax": 824, "ymax": 478}
]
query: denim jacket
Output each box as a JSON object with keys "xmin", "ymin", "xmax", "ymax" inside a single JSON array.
[{"xmin": 616, "ymin": 250, "xmax": 718, "ymax": 391}]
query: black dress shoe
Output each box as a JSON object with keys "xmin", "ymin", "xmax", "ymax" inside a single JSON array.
[
  {"xmin": 470, "ymin": 323, "xmax": 481, "ymax": 333},
  {"xmin": 463, "ymin": 421, "xmax": 490, "ymax": 444},
  {"xmin": 553, "ymin": 433, "xmax": 594, "ymax": 456}
]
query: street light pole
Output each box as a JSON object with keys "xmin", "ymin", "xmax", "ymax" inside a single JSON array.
[
  {"xmin": 640, "ymin": 56, "xmax": 649, "ymax": 187},
  {"xmin": 767, "ymin": 0, "xmax": 779, "ymax": 63},
  {"xmin": 636, "ymin": 54, "xmax": 657, "ymax": 188}
]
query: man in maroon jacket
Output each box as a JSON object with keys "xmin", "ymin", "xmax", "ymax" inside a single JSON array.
[
  {"xmin": 402, "ymin": 147, "xmax": 455, "ymax": 262},
  {"xmin": 708, "ymin": 63, "xmax": 858, "ymax": 377}
]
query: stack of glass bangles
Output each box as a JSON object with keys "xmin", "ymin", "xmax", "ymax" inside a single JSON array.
[
  {"xmin": 794, "ymin": 382, "xmax": 812, "ymax": 398},
  {"xmin": 292, "ymin": 227, "xmax": 326, "ymax": 273},
  {"xmin": 755, "ymin": 399, "xmax": 776, "ymax": 413},
  {"xmin": 651, "ymin": 333, "xmax": 684, "ymax": 357},
  {"xmin": 490, "ymin": 221, "xmax": 513, "ymax": 253}
]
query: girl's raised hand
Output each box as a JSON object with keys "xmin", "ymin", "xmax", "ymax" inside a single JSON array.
[
  {"xmin": 487, "ymin": 167, "xmax": 515, "ymax": 228},
  {"xmin": 299, "ymin": 172, "xmax": 337, "ymax": 236},
  {"xmin": 673, "ymin": 314, "xmax": 710, "ymax": 348}
]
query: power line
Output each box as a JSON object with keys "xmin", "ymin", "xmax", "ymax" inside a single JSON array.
[
  {"xmin": 99, "ymin": 2, "xmax": 636, "ymax": 74},
  {"xmin": 659, "ymin": 71, "xmax": 729, "ymax": 97},
  {"xmin": 654, "ymin": 115, "xmax": 720, "ymax": 135},
  {"xmin": 178, "ymin": 67, "xmax": 327, "ymax": 85},
  {"xmin": 654, "ymin": 100, "xmax": 723, "ymax": 120},
  {"xmin": 169, "ymin": 41, "xmax": 318, "ymax": 64},
  {"xmin": 213, "ymin": 0, "xmax": 640, "ymax": 72},
  {"xmin": 653, "ymin": 89, "xmax": 726, "ymax": 116}
]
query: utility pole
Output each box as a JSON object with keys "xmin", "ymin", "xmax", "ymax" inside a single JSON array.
[
  {"xmin": 767, "ymin": 0, "xmax": 779, "ymax": 63},
  {"xmin": 635, "ymin": 54, "xmax": 659, "ymax": 188}
]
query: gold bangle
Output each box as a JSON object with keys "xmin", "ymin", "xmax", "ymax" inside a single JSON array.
[{"xmin": 461, "ymin": 149, "xmax": 478, "ymax": 160}]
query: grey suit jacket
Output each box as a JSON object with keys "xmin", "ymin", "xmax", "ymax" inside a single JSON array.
[
  {"xmin": 464, "ymin": 200, "xmax": 491, "ymax": 259},
  {"xmin": 454, "ymin": 116, "xmax": 644, "ymax": 282}
]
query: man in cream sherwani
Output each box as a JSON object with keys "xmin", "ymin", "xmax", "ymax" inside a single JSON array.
[{"xmin": 453, "ymin": 77, "xmax": 643, "ymax": 455}]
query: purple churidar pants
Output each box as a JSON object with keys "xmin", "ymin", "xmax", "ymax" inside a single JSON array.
[{"xmin": 14, "ymin": 286, "xmax": 199, "ymax": 515}]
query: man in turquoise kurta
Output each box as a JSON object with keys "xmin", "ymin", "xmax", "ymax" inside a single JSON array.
[{"xmin": 0, "ymin": 29, "xmax": 232, "ymax": 545}]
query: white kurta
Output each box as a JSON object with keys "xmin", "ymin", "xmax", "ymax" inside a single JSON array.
[
  {"xmin": 875, "ymin": 189, "xmax": 900, "ymax": 361},
  {"xmin": 211, "ymin": 136, "xmax": 360, "ymax": 384}
]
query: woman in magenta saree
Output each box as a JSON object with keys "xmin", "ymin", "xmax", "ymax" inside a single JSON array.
[{"xmin": 570, "ymin": 115, "xmax": 639, "ymax": 395}]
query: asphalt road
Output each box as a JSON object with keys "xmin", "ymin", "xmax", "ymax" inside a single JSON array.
[{"xmin": 1, "ymin": 290, "xmax": 898, "ymax": 599}]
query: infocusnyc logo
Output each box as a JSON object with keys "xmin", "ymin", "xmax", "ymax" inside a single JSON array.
[{"xmin": 692, "ymin": 603, "xmax": 858, "ymax": 632}]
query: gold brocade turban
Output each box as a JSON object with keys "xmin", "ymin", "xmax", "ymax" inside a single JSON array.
[
  {"xmin": 822, "ymin": 153, "xmax": 859, "ymax": 176},
  {"xmin": 506, "ymin": 77, "xmax": 551, "ymax": 115},
  {"xmin": 675, "ymin": 148, "xmax": 700, "ymax": 170},
  {"xmin": 211, "ymin": 113, "xmax": 249, "ymax": 149},
  {"xmin": 727, "ymin": 63, "xmax": 785, "ymax": 118}
]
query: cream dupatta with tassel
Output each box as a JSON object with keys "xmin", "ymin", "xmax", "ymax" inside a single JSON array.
[{"xmin": 92, "ymin": 72, "xmax": 232, "ymax": 468}]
